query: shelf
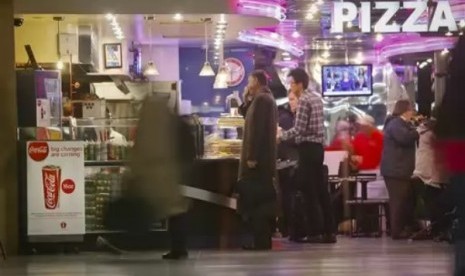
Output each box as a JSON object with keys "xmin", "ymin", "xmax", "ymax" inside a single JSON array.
[{"xmin": 85, "ymin": 160, "xmax": 128, "ymax": 167}]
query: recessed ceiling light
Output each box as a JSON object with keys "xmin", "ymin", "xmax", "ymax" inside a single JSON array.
[
  {"xmin": 427, "ymin": 58, "xmax": 433, "ymax": 63},
  {"xmin": 173, "ymin": 13, "xmax": 183, "ymax": 21},
  {"xmin": 445, "ymin": 31, "xmax": 453, "ymax": 37},
  {"xmin": 309, "ymin": 4, "xmax": 318, "ymax": 14},
  {"xmin": 321, "ymin": 51, "xmax": 330, "ymax": 59},
  {"xmin": 335, "ymin": 35, "xmax": 343, "ymax": 40},
  {"xmin": 105, "ymin": 13, "xmax": 114, "ymax": 20},
  {"xmin": 282, "ymin": 52, "xmax": 290, "ymax": 57},
  {"xmin": 305, "ymin": 13, "xmax": 314, "ymax": 20}
]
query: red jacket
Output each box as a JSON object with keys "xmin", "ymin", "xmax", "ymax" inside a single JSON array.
[{"xmin": 353, "ymin": 130, "xmax": 384, "ymax": 170}]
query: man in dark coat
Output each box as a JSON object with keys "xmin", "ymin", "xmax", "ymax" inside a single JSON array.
[{"xmin": 238, "ymin": 70, "xmax": 278, "ymax": 250}]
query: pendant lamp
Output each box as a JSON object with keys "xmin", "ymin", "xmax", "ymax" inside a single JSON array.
[
  {"xmin": 144, "ymin": 16, "xmax": 159, "ymax": 76},
  {"xmin": 213, "ymin": 62, "xmax": 229, "ymax": 89},
  {"xmin": 199, "ymin": 20, "xmax": 215, "ymax": 77}
]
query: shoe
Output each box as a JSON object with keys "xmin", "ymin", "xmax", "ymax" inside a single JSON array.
[
  {"xmin": 96, "ymin": 236, "xmax": 123, "ymax": 255},
  {"xmin": 410, "ymin": 230, "xmax": 433, "ymax": 241},
  {"xmin": 162, "ymin": 251, "xmax": 188, "ymax": 260},
  {"xmin": 322, "ymin": 233, "xmax": 337, "ymax": 244}
]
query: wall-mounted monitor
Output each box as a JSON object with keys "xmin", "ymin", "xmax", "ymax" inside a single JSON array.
[{"xmin": 321, "ymin": 64, "xmax": 373, "ymax": 97}]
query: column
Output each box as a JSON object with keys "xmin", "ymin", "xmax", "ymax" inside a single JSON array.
[
  {"xmin": 434, "ymin": 51, "xmax": 448, "ymax": 107},
  {"xmin": 0, "ymin": 0, "xmax": 19, "ymax": 254}
]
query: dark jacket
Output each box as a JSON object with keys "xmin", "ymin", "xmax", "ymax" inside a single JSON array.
[
  {"xmin": 380, "ymin": 116, "xmax": 419, "ymax": 179},
  {"xmin": 277, "ymin": 105, "xmax": 298, "ymax": 160},
  {"xmin": 239, "ymin": 87, "xmax": 278, "ymax": 182}
]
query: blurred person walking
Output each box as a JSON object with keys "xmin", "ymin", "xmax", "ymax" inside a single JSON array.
[
  {"xmin": 351, "ymin": 115, "xmax": 383, "ymax": 170},
  {"xmin": 236, "ymin": 70, "xmax": 278, "ymax": 250},
  {"xmin": 102, "ymin": 96, "xmax": 195, "ymax": 260},
  {"xmin": 278, "ymin": 68, "xmax": 336, "ymax": 243},
  {"xmin": 381, "ymin": 100, "xmax": 419, "ymax": 240},
  {"xmin": 435, "ymin": 35, "xmax": 465, "ymax": 276}
]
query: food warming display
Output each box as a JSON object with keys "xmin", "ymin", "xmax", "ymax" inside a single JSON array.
[{"xmin": 203, "ymin": 115, "xmax": 244, "ymax": 159}]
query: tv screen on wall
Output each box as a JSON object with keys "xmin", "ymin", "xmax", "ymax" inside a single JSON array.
[{"xmin": 321, "ymin": 64, "xmax": 373, "ymax": 97}]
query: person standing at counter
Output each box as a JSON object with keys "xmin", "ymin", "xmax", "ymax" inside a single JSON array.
[
  {"xmin": 380, "ymin": 100, "xmax": 419, "ymax": 240},
  {"xmin": 237, "ymin": 70, "xmax": 278, "ymax": 250},
  {"xmin": 278, "ymin": 68, "xmax": 336, "ymax": 243}
]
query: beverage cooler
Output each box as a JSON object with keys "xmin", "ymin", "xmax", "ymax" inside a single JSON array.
[{"xmin": 17, "ymin": 117, "xmax": 171, "ymax": 254}]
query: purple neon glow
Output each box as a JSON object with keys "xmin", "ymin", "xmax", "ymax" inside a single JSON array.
[
  {"xmin": 237, "ymin": 0, "xmax": 287, "ymax": 21},
  {"xmin": 238, "ymin": 30, "xmax": 304, "ymax": 56},
  {"xmin": 379, "ymin": 37, "xmax": 457, "ymax": 58}
]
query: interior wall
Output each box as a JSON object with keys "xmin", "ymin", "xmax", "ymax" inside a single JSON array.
[
  {"xmin": 140, "ymin": 45, "xmax": 180, "ymax": 81},
  {"xmin": 15, "ymin": 20, "xmax": 79, "ymax": 64}
]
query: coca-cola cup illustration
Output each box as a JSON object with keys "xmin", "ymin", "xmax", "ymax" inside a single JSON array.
[{"xmin": 42, "ymin": 165, "xmax": 61, "ymax": 210}]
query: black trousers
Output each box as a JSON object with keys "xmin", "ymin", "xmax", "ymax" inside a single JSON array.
[
  {"xmin": 295, "ymin": 142, "xmax": 335, "ymax": 236},
  {"xmin": 384, "ymin": 177, "xmax": 415, "ymax": 238},
  {"xmin": 450, "ymin": 174, "xmax": 465, "ymax": 276},
  {"xmin": 277, "ymin": 167, "xmax": 294, "ymax": 236},
  {"xmin": 169, "ymin": 213, "xmax": 188, "ymax": 252}
]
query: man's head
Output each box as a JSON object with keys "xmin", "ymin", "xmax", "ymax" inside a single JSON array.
[
  {"xmin": 247, "ymin": 70, "xmax": 268, "ymax": 94},
  {"xmin": 288, "ymin": 68, "xmax": 309, "ymax": 97},
  {"xmin": 357, "ymin": 115, "xmax": 376, "ymax": 134}
]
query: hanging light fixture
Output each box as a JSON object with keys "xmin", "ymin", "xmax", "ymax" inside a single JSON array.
[
  {"xmin": 199, "ymin": 19, "xmax": 215, "ymax": 77},
  {"xmin": 54, "ymin": 17, "xmax": 64, "ymax": 70},
  {"xmin": 144, "ymin": 16, "xmax": 159, "ymax": 76},
  {"xmin": 213, "ymin": 16, "xmax": 229, "ymax": 89}
]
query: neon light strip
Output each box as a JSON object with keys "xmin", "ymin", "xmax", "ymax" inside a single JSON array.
[
  {"xmin": 237, "ymin": 0, "xmax": 287, "ymax": 21},
  {"xmin": 238, "ymin": 30, "xmax": 304, "ymax": 56}
]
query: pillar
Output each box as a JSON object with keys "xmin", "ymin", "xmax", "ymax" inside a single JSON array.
[
  {"xmin": 0, "ymin": 0, "xmax": 19, "ymax": 254},
  {"xmin": 434, "ymin": 51, "xmax": 448, "ymax": 107}
]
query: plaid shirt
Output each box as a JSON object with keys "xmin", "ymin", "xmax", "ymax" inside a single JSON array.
[{"xmin": 282, "ymin": 91, "xmax": 325, "ymax": 144}]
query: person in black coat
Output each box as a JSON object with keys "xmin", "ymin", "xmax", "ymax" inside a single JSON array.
[{"xmin": 381, "ymin": 100, "xmax": 419, "ymax": 239}]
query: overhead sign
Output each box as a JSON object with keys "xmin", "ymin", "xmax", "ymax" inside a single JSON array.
[
  {"xmin": 27, "ymin": 141, "xmax": 85, "ymax": 236},
  {"xmin": 331, "ymin": 1, "xmax": 459, "ymax": 33}
]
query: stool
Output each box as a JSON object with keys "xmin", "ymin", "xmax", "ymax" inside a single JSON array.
[
  {"xmin": 346, "ymin": 199, "xmax": 389, "ymax": 237},
  {"xmin": 0, "ymin": 240, "xmax": 6, "ymax": 260}
]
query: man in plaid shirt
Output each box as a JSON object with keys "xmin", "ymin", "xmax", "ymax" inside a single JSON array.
[{"xmin": 278, "ymin": 68, "xmax": 336, "ymax": 243}]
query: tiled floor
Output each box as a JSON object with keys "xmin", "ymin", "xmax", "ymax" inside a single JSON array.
[{"xmin": 0, "ymin": 238, "xmax": 454, "ymax": 276}]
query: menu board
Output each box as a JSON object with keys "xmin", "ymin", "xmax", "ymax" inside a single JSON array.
[{"xmin": 26, "ymin": 141, "xmax": 85, "ymax": 236}]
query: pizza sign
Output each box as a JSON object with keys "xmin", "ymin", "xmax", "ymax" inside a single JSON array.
[{"xmin": 224, "ymin": 57, "xmax": 246, "ymax": 87}]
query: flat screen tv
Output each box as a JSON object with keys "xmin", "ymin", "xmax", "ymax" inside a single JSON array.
[{"xmin": 321, "ymin": 64, "xmax": 373, "ymax": 97}]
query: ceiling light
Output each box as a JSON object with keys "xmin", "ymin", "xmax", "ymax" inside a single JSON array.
[
  {"xmin": 445, "ymin": 31, "xmax": 453, "ymax": 37},
  {"xmin": 335, "ymin": 35, "xmax": 343, "ymax": 40},
  {"xmin": 219, "ymin": 14, "xmax": 227, "ymax": 24},
  {"xmin": 309, "ymin": 4, "xmax": 318, "ymax": 13},
  {"xmin": 317, "ymin": 0, "xmax": 324, "ymax": 5},
  {"xmin": 199, "ymin": 20, "xmax": 215, "ymax": 77},
  {"xmin": 321, "ymin": 51, "xmax": 330, "ymax": 59},
  {"xmin": 427, "ymin": 58, "xmax": 433, "ymax": 63},
  {"xmin": 110, "ymin": 18, "xmax": 118, "ymax": 27},
  {"xmin": 144, "ymin": 62, "xmax": 159, "ymax": 76},
  {"xmin": 347, "ymin": 22, "xmax": 353, "ymax": 28},
  {"xmin": 213, "ymin": 64, "xmax": 229, "ymax": 89},
  {"xmin": 282, "ymin": 52, "xmax": 290, "ymax": 57},
  {"xmin": 375, "ymin": 33, "xmax": 384, "ymax": 42},
  {"xmin": 305, "ymin": 13, "xmax": 314, "ymax": 20},
  {"xmin": 173, "ymin": 13, "xmax": 183, "ymax": 21},
  {"xmin": 199, "ymin": 62, "xmax": 215, "ymax": 77},
  {"xmin": 105, "ymin": 14, "xmax": 114, "ymax": 21},
  {"xmin": 283, "ymin": 56, "xmax": 291, "ymax": 61},
  {"xmin": 116, "ymin": 35, "xmax": 125, "ymax": 40},
  {"xmin": 356, "ymin": 38, "xmax": 363, "ymax": 43},
  {"xmin": 292, "ymin": 31, "xmax": 300, "ymax": 38},
  {"xmin": 56, "ymin": 60, "xmax": 64, "ymax": 70},
  {"xmin": 460, "ymin": 32, "xmax": 464, "ymax": 36},
  {"xmin": 270, "ymin": 32, "xmax": 279, "ymax": 39},
  {"xmin": 441, "ymin": 48, "xmax": 449, "ymax": 56}
]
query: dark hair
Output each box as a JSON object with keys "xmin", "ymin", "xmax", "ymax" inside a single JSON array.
[
  {"xmin": 392, "ymin": 100, "xmax": 412, "ymax": 117},
  {"xmin": 288, "ymin": 68, "xmax": 310, "ymax": 89},
  {"xmin": 435, "ymin": 35, "xmax": 465, "ymax": 139},
  {"xmin": 250, "ymin": 70, "xmax": 268, "ymax": 86}
]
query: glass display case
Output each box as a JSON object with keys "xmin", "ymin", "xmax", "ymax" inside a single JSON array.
[{"xmin": 202, "ymin": 115, "xmax": 244, "ymax": 159}]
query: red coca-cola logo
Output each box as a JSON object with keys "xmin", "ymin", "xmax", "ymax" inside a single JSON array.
[
  {"xmin": 44, "ymin": 172, "xmax": 57, "ymax": 208},
  {"xmin": 62, "ymin": 179, "xmax": 75, "ymax": 194},
  {"xmin": 28, "ymin": 142, "xmax": 49, "ymax": 162}
]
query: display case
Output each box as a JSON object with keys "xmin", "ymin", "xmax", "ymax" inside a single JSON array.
[{"xmin": 202, "ymin": 115, "xmax": 244, "ymax": 159}]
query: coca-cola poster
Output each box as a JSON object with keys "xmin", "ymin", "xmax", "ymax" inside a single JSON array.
[{"xmin": 27, "ymin": 141, "xmax": 85, "ymax": 236}]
